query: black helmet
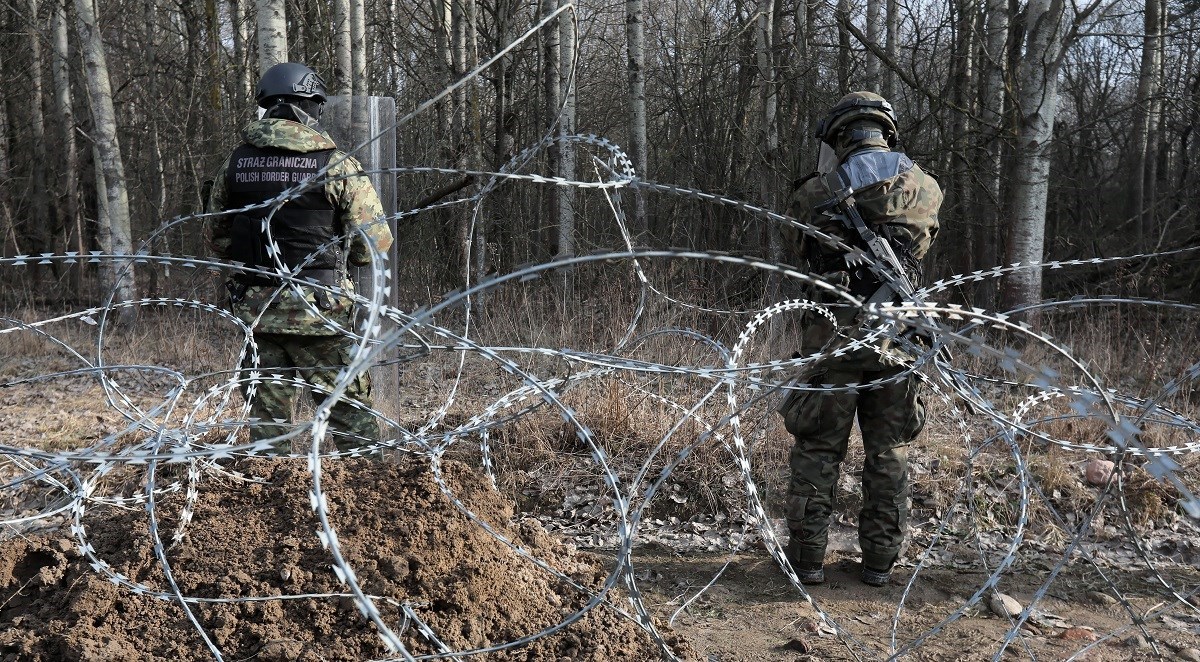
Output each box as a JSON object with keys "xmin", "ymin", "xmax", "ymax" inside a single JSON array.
[
  {"xmin": 255, "ymin": 62, "xmax": 328, "ymax": 108},
  {"xmin": 814, "ymin": 91, "xmax": 898, "ymax": 147}
]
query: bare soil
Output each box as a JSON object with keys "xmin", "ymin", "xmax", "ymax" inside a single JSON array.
[
  {"xmin": 635, "ymin": 546, "xmax": 1200, "ymax": 661},
  {"xmin": 0, "ymin": 458, "xmax": 683, "ymax": 661}
]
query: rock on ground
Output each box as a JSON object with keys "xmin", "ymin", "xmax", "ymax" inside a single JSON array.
[
  {"xmin": 1084, "ymin": 458, "xmax": 1114, "ymax": 486},
  {"xmin": 989, "ymin": 593, "xmax": 1023, "ymax": 618}
]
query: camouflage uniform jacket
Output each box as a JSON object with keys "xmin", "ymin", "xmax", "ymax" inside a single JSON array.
[
  {"xmin": 781, "ymin": 144, "xmax": 942, "ymax": 367},
  {"xmin": 207, "ymin": 118, "xmax": 394, "ymax": 335}
]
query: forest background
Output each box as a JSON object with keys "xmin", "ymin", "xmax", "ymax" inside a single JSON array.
[{"xmin": 0, "ymin": 0, "xmax": 1193, "ymax": 317}]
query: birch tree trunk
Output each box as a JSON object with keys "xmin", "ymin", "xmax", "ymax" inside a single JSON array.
[
  {"xmin": 334, "ymin": 0, "xmax": 352, "ymax": 101},
  {"xmin": 1129, "ymin": 0, "xmax": 1162, "ymax": 249},
  {"xmin": 626, "ymin": 0, "xmax": 648, "ymax": 239},
  {"xmin": 451, "ymin": 0, "xmax": 472, "ymax": 280},
  {"xmin": 351, "ymin": 0, "xmax": 368, "ymax": 145},
  {"xmin": 255, "ymin": 0, "xmax": 287, "ymax": 73},
  {"xmin": 52, "ymin": 0, "xmax": 82, "ymax": 277},
  {"xmin": 976, "ymin": 0, "xmax": 1008, "ymax": 309},
  {"xmin": 557, "ymin": 6, "xmax": 576, "ymax": 262},
  {"xmin": 465, "ymin": 0, "xmax": 486, "ymax": 283},
  {"xmin": 1145, "ymin": 4, "xmax": 1165, "ymax": 220},
  {"xmin": 144, "ymin": 0, "xmax": 169, "ymax": 298},
  {"xmin": 433, "ymin": 0, "xmax": 453, "ymax": 146},
  {"xmin": 75, "ymin": 0, "xmax": 136, "ymax": 319},
  {"xmin": 1001, "ymin": 0, "xmax": 1066, "ymax": 323},
  {"xmin": 865, "ymin": 0, "xmax": 881, "ymax": 91},
  {"xmin": 755, "ymin": 0, "xmax": 778, "ymax": 246},
  {"xmin": 757, "ymin": 0, "xmax": 782, "ymax": 303}
]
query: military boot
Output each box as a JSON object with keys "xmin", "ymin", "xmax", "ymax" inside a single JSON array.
[
  {"xmin": 796, "ymin": 562, "xmax": 825, "ymax": 585},
  {"xmin": 785, "ymin": 539, "xmax": 825, "ymax": 585},
  {"xmin": 860, "ymin": 562, "xmax": 892, "ymax": 587}
]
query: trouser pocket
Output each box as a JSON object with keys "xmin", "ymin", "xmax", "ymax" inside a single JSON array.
[{"xmin": 779, "ymin": 385, "xmax": 821, "ymax": 438}]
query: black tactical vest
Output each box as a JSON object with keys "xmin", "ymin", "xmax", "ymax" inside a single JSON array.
[{"xmin": 224, "ymin": 143, "xmax": 338, "ymax": 285}]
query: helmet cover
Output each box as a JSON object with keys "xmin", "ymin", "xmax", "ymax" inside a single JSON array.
[{"xmin": 814, "ymin": 91, "xmax": 898, "ymax": 147}]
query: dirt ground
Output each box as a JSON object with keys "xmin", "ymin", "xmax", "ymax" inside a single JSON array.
[
  {"xmin": 0, "ymin": 458, "xmax": 684, "ymax": 661},
  {"xmin": 3, "ymin": 455, "xmax": 1198, "ymax": 661},
  {"xmin": 635, "ymin": 547, "xmax": 1200, "ymax": 661}
]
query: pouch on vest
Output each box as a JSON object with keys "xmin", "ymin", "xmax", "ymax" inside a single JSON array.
[{"xmin": 227, "ymin": 214, "xmax": 273, "ymax": 284}]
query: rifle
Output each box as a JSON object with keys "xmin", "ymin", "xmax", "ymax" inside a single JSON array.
[{"xmin": 816, "ymin": 171, "xmax": 952, "ymax": 364}]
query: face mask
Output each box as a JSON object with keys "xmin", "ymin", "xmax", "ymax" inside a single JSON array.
[
  {"xmin": 264, "ymin": 102, "xmax": 322, "ymax": 129},
  {"xmin": 817, "ymin": 142, "xmax": 838, "ymax": 174}
]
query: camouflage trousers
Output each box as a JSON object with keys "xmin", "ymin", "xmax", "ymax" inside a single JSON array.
[
  {"xmin": 779, "ymin": 363, "xmax": 925, "ymax": 570},
  {"xmin": 241, "ymin": 332, "xmax": 379, "ymax": 454}
]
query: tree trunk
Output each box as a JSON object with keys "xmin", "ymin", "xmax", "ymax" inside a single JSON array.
[
  {"xmin": 1001, "ymin": 0, "xmax": 1065, "ymax": 325},
  {"xmin": 975, "ymin": 0, "xmax": 1008, "ymax": 310},
  {"xmin": 1145, "ymin": 3, "xmax": 1165, "ymax": 224},
  {"xmin": 1129, "ymin": 0, "xmax": 1162, "ymax": 249},
  {"xmin": 557, "ymin": 3, "xmax": 576, "ymax": 262},
  {"xmin": 26, "ymin": 0, "xmax": 51, "ymax": 277},
  {"xmin": 792, "ymin": 0, "xmax": 818, "ymax": 175},
  {"xmin": 52, "ymin": 0, "xmax": 82, "ymax": 282},
  {"xmin": 946, "ymin": 0, "xmax": 976, "ymax": 280},
  {"xmin": 541, "ymin": 0, "xmax": 560, "ymax": 257},
  {"xmin": 626, "ymin": 0, "xmax": 648, "ymax": 239},
  {"xmin": 0, "ymin": 81, "xmax": 14, "ymax": 258},
  {"xmin": 350, "ymin": 0, "xmax": 368, "ymax": 145},
  {"xmin": 451, "ymin": 0, "xmax": 471, "ymax": 281},
  {"xmin": 465, "ymin": 0, "xmax": 486, "ymax": 283},
  {"xmin": 75, "ymin": 0, "xmax": 136, "ymax": 320},
  {"xmin": 145, "ymin": 0, "xmax": 170, "ymax": 297},
  {"xmin": 255, "ymin": 0, "xmax": 287, "ymax": 73},
  {"xmin": 836, "ymin": 0, "xmax": 850, "ymax": 94},
  {"xmin": 433, "ymin": 0, "xmax": 453, "ymax": 148},
  {"xmin": 203, "ymin": 0, "xmax": 220, "ymax": 112},
  {"xmin": 865, "ymin": 0, "xmax": 881, "ymax": 91},
  {"xmin": 757, "ymin": 0, "xmax": 782, "ymax": 304},
  {"xmin": 882, "ymin": 0, "xmax": 897, "ymax": 98},
  {"xmin": 490, "ymin": 0, "xmax": 517, "ymax": 272},
  {"xmin": 334, "ymin": 0, "xmax": 352, "ymax": 104},
  {"xmin": 755, "ymin": 0, "xmax": 778, "ymax": 242},
  {"xmin": 229, "ymin": 0, "xmax": 251, "ymax": 100}
]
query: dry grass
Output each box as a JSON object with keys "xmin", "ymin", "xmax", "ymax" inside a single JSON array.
[
  {"xmin": 1, "ymin": 303, "xmax": 242, "ymax": 453},
  {"xmin": 916, "ymin": 301, "xmax": 1200, "ymax": 533},
  {"xmin": 4, "ymin": 279, "xmax": 1198, "ymax": 541}
]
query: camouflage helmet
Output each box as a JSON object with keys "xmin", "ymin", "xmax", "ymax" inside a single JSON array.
[
  {"xmin": 255, "ymin": 62, "xmax": 328, "ymax": 108},
  {"xmin": 814, "ymin": 91, "xmax": 898, "ymax": 147}
]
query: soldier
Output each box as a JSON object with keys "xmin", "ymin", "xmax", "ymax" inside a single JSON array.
[
  {"xmin": 778, "ymin": 91, "xmax": 942, "ymax": 586},
  {"xmin": 207, "ymin": 62, "xmax": 394, "ymax": 455}
]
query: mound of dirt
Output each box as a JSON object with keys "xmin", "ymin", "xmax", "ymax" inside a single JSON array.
[{"xmin": 0, "ymin": 458, "xmax": 688, "ymax": 661}]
